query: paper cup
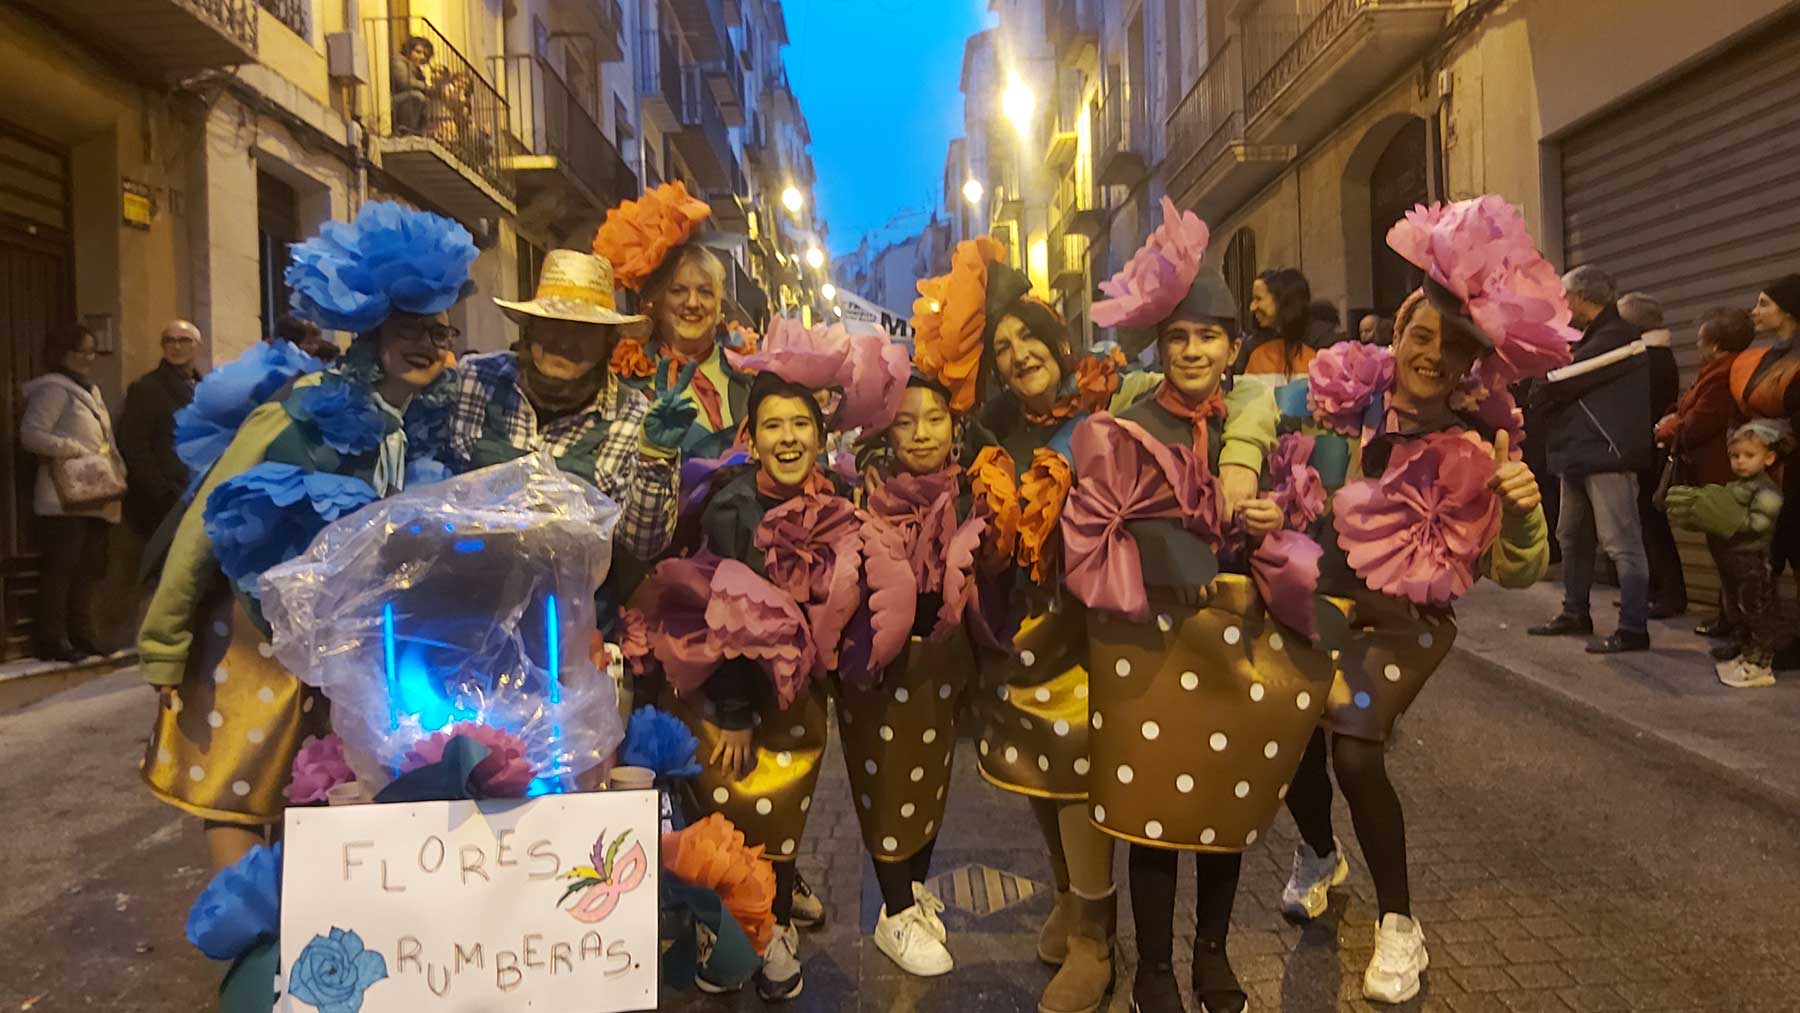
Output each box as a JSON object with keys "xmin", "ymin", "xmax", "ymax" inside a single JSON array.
[{"xmin": 608, "ymin": 766, "xmax": 655, "ymax": 791}]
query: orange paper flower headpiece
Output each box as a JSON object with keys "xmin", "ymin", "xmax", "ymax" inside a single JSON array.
[
  {"xmin": 661, "ymin": 813, "xmax": 777, "ymax": 951},
  {"xmin": 609, "ymin": 336, "xmax": 656, "ymax": 379},
  {"xmin": 593, "ymin": 182, "xmax": 713, "ymax": 291},
  {"xmin": 911, "ymin": 236, "xmax": 1009, "ymax": 415}
]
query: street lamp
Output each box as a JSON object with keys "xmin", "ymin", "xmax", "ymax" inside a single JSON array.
[
  {"xmin": 962, "ymin": 178, "xmax": 985, "ymax": 206},
  {"xmin": 1002, "ymin": 77, "xmax": 1035, "ymax": 135},
  {"xmin": 821, "ymin": 283, "xmax": 837, "ymax": 301},
  {"xmin": 781, "ymin": 186, "xmax": 804, "ymax": 215},
  {"xmin": 805, "ymin": 246, "xmax": 825, "ymax": 270}
]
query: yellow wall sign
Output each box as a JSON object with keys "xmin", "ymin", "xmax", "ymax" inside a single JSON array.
[{"xmin": 122, "ymin": 181, "xmax": 154, "ymax": 230}]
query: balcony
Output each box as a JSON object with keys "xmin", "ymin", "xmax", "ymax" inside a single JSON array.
[
  {"xmin": 494, "ymin": 55, "xmax": 638, "ymax": 240},
  {"xmin": 1049, "ymin": 216, "xmax": 1085, "ymax": 295},
  {"xmin": 705, "ymin": 56, "xmax": 746, "ymax": 128},
  {"xmin": 364, "ymin": 17, "xmax": 516, "ymax": 223},
  {"xmin": 1096, "ymin": 67, "xmax": 1147, "ymax": 189},
  {"xmin": 19, "ymin": 0, "xmax": 257, "ymax": 75},
  {"xmin": 1166, "ymin": 39, "xmax": 1294, "ymax": 222},
  {"xmin": 673, "ymin": 66, "xmax": 740, "ymax": 194},
  {"xmin": 666, "ymin": 0, "xmax": 732, "ymax": 62},
  {"xmin": 638, "ymin": 30, "xmax": 683, "ymax": 132},
  {"xmin": 1240, "ymin": 0, "xmax": 1451, "ymax": 148},
  {"xmin": 1048, "ymin": 0, "xmax": 1099, "ymax": 66},
  {"xmin": 1043, "ymin": 70, "xmax": 1083, "ymax": 170}
]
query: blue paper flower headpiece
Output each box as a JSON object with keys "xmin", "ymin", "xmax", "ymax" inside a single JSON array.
[{"xmin": 287, "ymin": 201, "xmax": 478, "ymax": 334}]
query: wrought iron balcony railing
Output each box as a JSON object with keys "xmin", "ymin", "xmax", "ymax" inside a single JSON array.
[
  {"xmin": 1243, "ymin": 0, "xmax": 1394, "ymax": 124},
  {"xmin": 364, "ymin": 16, "xmax": 515, "ymax": 200},
  {"xmin": 494, "ymin": 54, "xmax": 636, "ymax": 208},
  {"xmin": 259, "ymin": 0, "xmax": 309, "ymax": 39}
]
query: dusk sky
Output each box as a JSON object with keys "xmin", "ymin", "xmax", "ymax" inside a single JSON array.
[{"xmin": 784, "ymin": 0, "xmax": 996, "ymax": 258}]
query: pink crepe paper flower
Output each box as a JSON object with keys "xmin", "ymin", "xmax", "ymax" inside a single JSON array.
[
  {"xmin": 1268, "ymin": 432, "xmax": 1327, "ymax": 530},
  {"xmin": 402, "ymin": 722, "xmax": 536, "ymax": 797},
  {"xmin": 1331, "ymin": 431, "xmax": 1503, "ymax": 607},
  {"xmin": 1308, "ymin": 342, "xmax": 1394, "ymax": 437},
  {"xmin": 757, "ymin": 489, "xmax": 863, "ymax": 672},
  {"xmin": 867, "ymin": 469, "xmax": 988, "ymax": 641},
  {"xmin": 835, "ymin": 333, "xmax": 910, "ymax": 432},
  {"xmin": 1251, "ymin": 530, "xmax": 1324, "ymax": 640},
  {"xmin": 1091, "ymin": 197, "xmax": 1210, "ymax": 329},
  {"xmin": 1385, "ymin": 196, "xmax": 1577, "ymax": 385},
  {"xmin": 706, "ymin": 559, "xmax": 818, "ymax": 708},
  {"xmin": 1450, "ymin": 364, "xmax": 1526, "ymax": 461},
  {"xmin": 836, "ymin": 519, "xmax": 920, "ymax": 690},
  {"xmin": 727, "ymin": 317, "xmax": 848, "ymax": 389},
  {"xmin": 284, "ymin": 733, "xmax": 355, "ymax": 804},
  {"xmin": 615, "ymin": 607, "xmax": 652, "ymax": 676},
  {"xmin": 726, "ymin": 320, "xmax": 909, "ymax": 432}
]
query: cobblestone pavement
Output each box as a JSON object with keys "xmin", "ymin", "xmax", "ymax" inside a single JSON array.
[{"xmin": 8, "ymin": 655, "xmax": 1800, "ymax": 1012}]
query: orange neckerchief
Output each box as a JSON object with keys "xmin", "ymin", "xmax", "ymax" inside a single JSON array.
[
  {"xmin": 662, "ymin": 346, "xmax": 725, "ymax": 431},
  {"xmin": 1152, "ymin": 381, "xmax": 1228, "ymax": 462},
  {"xmin": 755, "ymin": 467, "xmax": 832, "ymax": 501}
]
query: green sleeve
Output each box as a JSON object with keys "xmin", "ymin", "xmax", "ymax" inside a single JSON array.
[
  {"xmin": 1481, "ymin": 504, "xmax": 1550, "ymax": 590},
  {"xmin": 1748, "ymin": 487, "xmax": 1784, "ymax": 536},
  {"xmin": 1219, "ymin": 377, "xmax": 1278, "ymax": 473},
  {"xmin": 137, "ymin": 404, "xmax": 295, "ymax": 686},
  {"xmin": 1110, "ymin": 371, "xmax": 1162, "ymax": 413}
]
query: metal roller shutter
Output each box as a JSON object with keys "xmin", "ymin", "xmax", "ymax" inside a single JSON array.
[{"xmin": 1561, "ymin": 13, "xmax": 1800, "ymax": 609}]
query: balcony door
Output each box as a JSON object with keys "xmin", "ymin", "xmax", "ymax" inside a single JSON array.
[{"xmin": 1368, "ymin": 116, "xmax": 1428, "ymax": 316}]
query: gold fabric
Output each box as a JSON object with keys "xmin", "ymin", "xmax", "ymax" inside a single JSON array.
[
  {"xmin": 1324, "ymin": 587, "xmax": 1458, "ymax": 742},
  {"xmin": 141, "ymin": 592, "xmax": 328, "ymax": 826},
  {"xmin": 664, "ymin": 681, "xmax": 829, "ymax": 863},
  {"xmin": 836, "ymin": 631, "xmax": 973, "ymax": 862},
  {"xmin": 1084, "ymin": 576, "xmax": 1342, "ymax": 853},
  {"xmin": 976, "ymin": 598, "xmax": 1091, "ymax": 800}
]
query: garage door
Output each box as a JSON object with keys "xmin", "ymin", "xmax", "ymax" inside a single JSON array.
[{"xmin": 1561, "ymin": 12, "xmax": 1800, "ymax": 608}]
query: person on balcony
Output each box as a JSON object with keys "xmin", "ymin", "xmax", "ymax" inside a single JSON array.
[{"xmin": 390, "ymin": 34, "xmax": 434, "ymax": 135}]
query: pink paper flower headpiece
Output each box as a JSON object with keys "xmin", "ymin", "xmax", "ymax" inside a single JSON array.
[
  {"xmin": 727, "ymin": 318, "xmax": 908, "ymax": 432},
  {"xmin": 1090, "ymin": 197, "xmax": 1210, "ymax": 330}
]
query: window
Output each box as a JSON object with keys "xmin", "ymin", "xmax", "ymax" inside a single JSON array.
[{"xmin": 257, "ymin": 170, "xmax": 300, "ymax": 338}]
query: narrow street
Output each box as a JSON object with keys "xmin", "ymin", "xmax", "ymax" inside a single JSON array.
[{"xmin": 7, "ymin": 650, "xmax": 1800, "ymax": 1012}]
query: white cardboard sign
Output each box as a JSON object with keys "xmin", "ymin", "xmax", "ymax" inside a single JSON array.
[{"xmin": 279, "ymin": 792, "xmax": 659, "ymax": 1012}]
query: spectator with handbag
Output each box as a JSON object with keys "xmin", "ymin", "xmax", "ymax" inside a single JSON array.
[{"xmin": 19, "ymin": 323, "xmax": 126, "ymax": 662}]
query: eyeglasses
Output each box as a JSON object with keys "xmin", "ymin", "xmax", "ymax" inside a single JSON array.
[
  {"xmin": 162, "ymin": 335, "xmax": 199, "ymax": 346},
  {"xmin": 391, "ymin": 321, "xmax": 461, "ymax": 349}
]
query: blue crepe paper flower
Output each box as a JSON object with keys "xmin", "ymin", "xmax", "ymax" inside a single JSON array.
[
  {"xmin": 176, "ymin": 342, "xmax": 324, "ymax": 478},
  {"xmin": 284, "ymin": 377, "xmax": 386, "ymax": 456},
  {"xmin": 621, "ymin": 706, "xmax": 702, "ymax": 780},
  {"xmin": 287, "ymin": 201, "xmax": 478, "ymax": 334},
  {"xmin": 205, "ymin": 463, "xmax": 378, "ymax": 593},
  {"xmin": 185, "ymin": 842, "xmax": 282, "ymax": 962},
  {"xmin": 403, "ymin": 391, "xmax": 453, "ymax": 458},
  {"xmin": 288, "ymin": 927, "xmax": 387, "ymax": 1013}
]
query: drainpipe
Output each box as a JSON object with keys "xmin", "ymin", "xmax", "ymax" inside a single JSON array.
[{"xmin": 345, "ymin": 0, "xmax": 366, "ymax": 212}]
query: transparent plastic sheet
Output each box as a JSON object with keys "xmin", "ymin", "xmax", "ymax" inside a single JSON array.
[{"xmin": 259, "ymin": 452, "xmax": 625, "ymax": 795}]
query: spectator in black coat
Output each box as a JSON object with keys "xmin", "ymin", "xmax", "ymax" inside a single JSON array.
[
  {"xmin": 1619, "ymin": 291, "xmax": 1686, "ymax": 617},
  {"xmin": 1528, "ymin": 265, "xmax": 1655, "ymax": 653},
  {"xmin": 118, "ymin": 320, "xmax": 203, "ymax": 539}
]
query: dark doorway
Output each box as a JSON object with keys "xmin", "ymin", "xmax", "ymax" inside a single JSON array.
[
  {"xmin": 257, "ymin": 170, "xmax": 301, "ymax": 337},
  {"xmin": 1368, "ymin": 117, "xmax": 1429, "ymax": 315},
  {"xmin": 1222, "ymin": 227, "xmax": 1257, "ymax": 324}
]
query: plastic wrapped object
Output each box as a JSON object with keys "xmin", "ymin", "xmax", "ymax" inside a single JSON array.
[{"xmin": 260, "ymin": 452, "xmax": 624, "ymax": 795}]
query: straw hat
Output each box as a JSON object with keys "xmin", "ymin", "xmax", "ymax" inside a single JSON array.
[{"xmin": 494, "ymin": 249, "xmax": 648, "ymax": 328}]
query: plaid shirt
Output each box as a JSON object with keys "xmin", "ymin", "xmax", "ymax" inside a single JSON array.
[{"xmin": 448, "ymin": 351, "xmax": 678, "ymax": 560}]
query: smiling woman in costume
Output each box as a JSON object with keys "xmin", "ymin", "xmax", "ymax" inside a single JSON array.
[
  {"xmin": 1273, "ymin": 196, "xmax": 1565, "ymax": 1004},
  {"xmin": 140, "ymin": 201, "xmax": 474, "ymax": 872}
]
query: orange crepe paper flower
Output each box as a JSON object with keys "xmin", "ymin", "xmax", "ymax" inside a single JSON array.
[
  {"xmin": 966, "ymin": 445, "xmax": 1021, "ymax": 560},
  {"xmin": 1017, "ymin": 447, "xmax": 1073, "ymax": 586},
  {"xmin": 593, "ymin": 181, "xmax": 712, "ymax": 290},
  {"xmin": 661, "ymin": 813, "xmax": 777, "ymax": 952},
  {"xmin": 725, "ymin": 321, "xmax": 761, "ymax": 356},
  {"xmin": 609, "ymin": 336, "xmax": 656, "ymax": 379},
  {"xmin": 1074, "ymin": 347, "xmax": 1127, "ymax": 415},
  {"xmin": 912, "ymin": 236, "xmax": 1008, "ymax": 415}
]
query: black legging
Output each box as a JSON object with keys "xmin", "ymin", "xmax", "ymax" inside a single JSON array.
[
  {"xmin": 1127, "ymin": 845, "xmax": 1241, "ymax": 965},
  {"xmin": 873, "ymin": 837, "xmax": 939, "ymax": 916},
  {"xmin": 1285, "ymin": 728, "xmax": 1411, "ymax": 918},
  {"xmin": 773, "ymin": 861, "xmax": 796, "ymax": 926}
]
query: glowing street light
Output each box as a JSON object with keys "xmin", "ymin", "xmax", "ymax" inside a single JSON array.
[
  {"xmin": 833, "ymin": 305, "xmax": 843, "ymax": 317},
  {"xmin": 781, "ymin": 185, "xmax": 804, "ymax": 214},
  {"xmin": 962, "ymin": 178, "xmax": 985, "ymax": 206},
  {"xmin": 1001, "ymin": 77, "xmax": 1036, "ymax": 135},
  {"xmin": 821, "ymin": 283, "xmax": 837, "ymax": 301},
  {"xmin": 805, "ymin": 246, "xmax": 825, "ymax": 270}
]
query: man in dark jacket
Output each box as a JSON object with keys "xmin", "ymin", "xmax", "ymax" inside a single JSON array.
[
  {"xmin": 1620, "ymin": 291, "xmax": 1686, "ymax": 617},
  {"xmin": 1528, "ymin": 266, "xmax": 1654, "ymax": 653},
  {"xmin": 119, "ymin": 320, "xmax": 203, "ymax": 539}
]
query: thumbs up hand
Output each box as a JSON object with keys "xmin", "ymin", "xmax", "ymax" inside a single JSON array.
[{"xmin": 1487, "ymin": 430, "xmax": 1541, "ymax": 515}]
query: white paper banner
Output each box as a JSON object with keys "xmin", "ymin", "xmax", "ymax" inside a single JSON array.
[
  {"xmin": 280, "ymin": 792, "xmax": 659, "ymax": 1012},
  {"xmin": 837, "ymin": 289, "xmax": 915, "ymax": 339}
]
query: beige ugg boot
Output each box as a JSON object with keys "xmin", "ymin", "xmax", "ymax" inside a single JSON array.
[
  {"xmin": 1037, "ymin": 891, "xmax": 1115, "ymax": 1013},
  {"xmin": 1036, "ymin": 890, "xmax": 1074, "ymax": 965}
]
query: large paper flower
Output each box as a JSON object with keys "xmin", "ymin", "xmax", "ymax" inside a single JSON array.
[
  {"xmin": 285, "ymin": 733, "xmax": 355, "ymax": 804},
  {"xmin": 205, "ymin": 463, "xmax": 378, "ymax": 594},
  {"xmin": 706, "ymin": 559, "xmax": 819, "ymax": 706},
  {"xmin": 835, "ymin": 333, "xmax": 910, "ymax": 432},
  {"xmin": 1385, "ymin": 196, "xmax": 1577, "ymax": 384},
  {"xmin": 1090, "ymin": 197, "xmax": 1210, "ymax": 329},
  {"xmin": 1451, "ymin": 362, "xmax": 1526, "ymax": 459},
  {"xmin": 866, "ymin": 468, "xmax": 985, "ymax": 638},
  {"xmin": 1017, "ymin": 447, "xmax": 1074, "ymax": 586},
  {"xmin": 287, "ymin": 201, "xmax": 477, "ymax": 334},
  {"xmin": 756, "ymin": 489, "xmax": 864, "ymax": 671},
  {"xmin": 966, "ymin": 446, "xmax": 1021, "ymax": 560},
  {"xmin": 836, "ymin": 518, "xmax": 919, "ymax": 689},
  {"xmin": 401, "ymin": 723, "xmax": 536, "ymax": 797},
  {"xmin": 1268, "ymin": 432, "xmax": 1327, "ymax": 529},
  {"xmin": 593, "ymin": 181, "xmax": 712, "ymax": 290},
  {"xmin": 284, "ymin": 376, "xmax": 386, "ymax": 456},
  {"xmin": 620, "ymin": 706, "xmax": 702, "ymax": 780},
  {"xmin": 1073, "ymin": 346, "xmax": 1128, "ymax": 415},
  {"xmin": 727, "ymin": 317, "xmax": 849, "ymax": 389},
  {"xmin": 662, "ymin": 813, "xmax": 777, "ymax": 952},
  {"xmin": 1308, "ymin": 342, "xmax": 1394, "ymax": 437},
  {"xmin": 185, "ymin": 842, "xmax": 282, "ymax": 961},
  {"xmin": 912, "ymin": 236, "xmax": 1008, "ymax": 414},
  {"xmin": 175, "ymin": 341, "xmax": 324, "ymax": 478},
  {"xmin": 1332, "ymin": 432, "xmax": 1503, "ymax": 606}
]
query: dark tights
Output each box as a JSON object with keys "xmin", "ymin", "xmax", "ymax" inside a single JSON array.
[
  {"xmin": 874, "ymin": 837, "xmax": 939, "ymax": 915},
  {"xmin": 773, "ymin": 861, "xmax": 796, "ymax": 926},
  {"xmin": 1284, "ymin": 728, "xmax": 1411, "ymax": 917},
  {"xmin": 1126, "ymin": 845, "xmax": 1242, "ymax": 964}
]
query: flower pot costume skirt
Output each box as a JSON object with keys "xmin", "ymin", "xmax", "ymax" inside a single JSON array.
[
  {"xmin": 1323, "ymin": 586, "xmax": 1457, "ymax": 742},
  {"xmin": 141, "ymin": 591, "xmax": 327, "ymax": 825},
  {"xmin": 976, "ymin": 598, "xmax": 1092, "ymax": 800},
  {"xmin": 663, "ymin": 682, "xmax": 830, "ymax": 863},
  {"xmin": 1083, "ymin": 575, "xmax": 1342, "ymax": 852},
  {"xmin": 837, "ymin": 629, "xmax": 973, "ymax": 861}
]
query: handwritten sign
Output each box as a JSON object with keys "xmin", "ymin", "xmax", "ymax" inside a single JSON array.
[{"xmin": 280, "ymin": 792, "xmax": 659, "ymax": 1012}]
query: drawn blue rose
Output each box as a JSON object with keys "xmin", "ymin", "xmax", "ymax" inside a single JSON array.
[{"xmin": 288, "ymin": 927, "xmax": 387, "ymax": 1013}]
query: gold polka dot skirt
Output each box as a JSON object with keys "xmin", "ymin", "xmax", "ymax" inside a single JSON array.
[
  {"xmin": 1084, "ymin": 576, "xmax": 1343, "ymax": 853},
  {"xmin": 141, "ymin": 592, "xmax": 328, "ymax": 826},
  {"xmin": 1324, "ymin": 588, "xmax": 1458, "ymax": 742},
  {"xmin": 837, "ymin": 630, "xmax": 973, "ymax": 862},
  {"xmin": 664, "ymin": 680, "xmax": 829, "ymax": 863},
  {"xmin": 976, "ymin": 598, "xmax": 1092, "ymax": 800}
]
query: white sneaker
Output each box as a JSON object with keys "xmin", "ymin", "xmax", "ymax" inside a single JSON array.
[
  {"xmin": 1281, "ymin": 837, "xmax": 1349, "ymax": 921},
  {"xmin": 1363, "ymin": 914, "xmax": 1429, "ymax": 1004},
  {"xmin": 874, "ymin": 903, "xmax": 955, "ymax": 976},
  {"xmin": 754, "ymin": 924, "xmax": 804, "ymax": 1002},
  {"xmin": 912, "ymin": 881, "xmax": 948, "ymax": 943},
  {"xmin": 1721, "ymin": 659, "xmax": 1776, "ymax": 688}
]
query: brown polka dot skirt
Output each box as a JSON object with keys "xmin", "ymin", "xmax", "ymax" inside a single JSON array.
[
  {"xmin": 664, "ymin": 680, "xmax": 829, "ymax": 863},
  {"xmin": 837, "ymin": 630, "xmax": 973, "ymax": 862},
  {"xmin": 142, "ymin": 592, "xmax": 328, "ymax": 826},
  {"xmin": 1324, "ymin": 587, "xmax": 1458, "ymax": 742},
  {"xmin": 1084, "ymin": 576, "xmax": 1344, "ymax": 852},
  {"xmin": 976, "ymin": 598, "xmax": 1092, "ymax": 800}
]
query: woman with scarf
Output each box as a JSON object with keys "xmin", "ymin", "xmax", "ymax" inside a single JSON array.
[
  {"xmin": 634, "ymin": 321, "xmax": 914, "ymax": 1003},
  {"xmin": 1274, "ymin": 196, "xmax": 1562, "ymax": 1004},
  {"xmin": 1060, "ymin": 203, "xmax": 1332, "ymax": 1013},
  {"xmin": 139, "ymin": 202, "xmax": 474, "ymax": 871},
  {"xmin": 909, "ymin": 229, "xmax": 1275, "ymax": 1013}
]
